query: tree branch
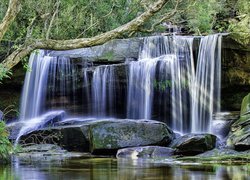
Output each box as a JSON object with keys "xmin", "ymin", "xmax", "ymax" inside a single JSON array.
[
  {"xmin": 0, "ymin": 0, "xmax": 21, "ymax": 41},
  {"xmin": 138, "ymin": 0, "xmax": 181, "ymax": 33},
  {"xmin": 1, "ymin": 0, "xmax": 170, "ymax": 71}
]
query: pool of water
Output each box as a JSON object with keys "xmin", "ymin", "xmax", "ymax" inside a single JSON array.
[{"xmin": 0, "ymin": 157, "xmax": 249, "ymax": 180}]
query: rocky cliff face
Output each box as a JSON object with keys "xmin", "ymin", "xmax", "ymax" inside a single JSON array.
[{"xmin": 221, "ymin": 36, "xmax": 250, "ymax": 111}]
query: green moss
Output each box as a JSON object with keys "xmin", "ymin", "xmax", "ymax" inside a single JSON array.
[
  {"xmin": 241, "ymin": 93, "xmax": 250, "ymax": 116},
  {"xmin": 177, "ymin": 154, "xmax": 250, "ymax": 164}
]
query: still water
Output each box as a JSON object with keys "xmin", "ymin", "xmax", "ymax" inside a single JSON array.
[{"xmin": 0, "ymin": 157, "xmax": 249, "ymax": 180}]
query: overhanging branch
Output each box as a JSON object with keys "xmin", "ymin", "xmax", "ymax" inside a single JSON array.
[{"xmin": 1, "ymin": 0, "xmax": 170, "ymax": 71}]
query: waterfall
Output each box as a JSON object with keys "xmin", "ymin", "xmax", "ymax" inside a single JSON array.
[
  {"xmin": 20, "ymin": 50, "xmax": 78, "ymax": 121},
  {"xmin": 127, "ymin": 36, "xmax": 195, "ymax": 132},
  {"xmin": 92, "ymin": 65, "xmax": 116, "ymax": 117},
  {"xmin": 191, "ymin": 34, "xmax": 222, "ymax": 132},
  {"xmin": 20, "ymin": 50, "xmax": 54, "ymax": 120},
  {"xmin": 18, "ymin": 34, "xmax": 222, "ymax": 134}
]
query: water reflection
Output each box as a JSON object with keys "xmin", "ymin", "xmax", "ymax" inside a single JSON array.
[{"xmin": 0, "ymin": 158, "xmax": 249, "ymax": 180}]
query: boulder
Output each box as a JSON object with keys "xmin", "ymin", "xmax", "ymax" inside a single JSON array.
[
  {"xmin": 227, "ymin": 93, "xmax": 250, "ymax": 151},
  {"xmin": 19, "ymin": 125, "xmax": 89, "ymax": 152},
  {"xmin": 116, "ymin": 146, "xmax": 174, "ymax": 159},
  {"xmin": 89, "ymin": 119, "xmax": 173, "ymax": 153},
  {"xmin": 170, "ymin": 133, "xmax": 217, "ymax": 155},
  {"xmin": 18, "ymin": 119, "xmax": 173, "ymax": 154}
]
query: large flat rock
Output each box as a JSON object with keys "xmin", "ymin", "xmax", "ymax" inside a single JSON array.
[
  {"xmin": 89, "ymin": 119, "xmax": 173, "ymax": 153},
  {"xmin": 19, "ymin": 119, "xmax": 174, "ymax": 153}
]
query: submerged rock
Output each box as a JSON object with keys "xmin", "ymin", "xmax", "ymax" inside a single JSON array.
[
  {"xmin": 116, "ymin": 146, "xmax": 174, "ymax": 159},
  {"xmin": 227, "ymin": 93, "xmax": 250, "ymax": 151},
  {"xmin": 18, "ymin": 119, "xmax": 173, "ymax": 154},
  {"xmin": 197, "ymin": 148, "xmax": 240, "ymax": 157},
  {"xmin": 15, "ymin": 144, "xmax": 89, "ymax": 162},
  {"xmin": 170, "ymin": 133, "xmax": 217, "ymax": 156}
]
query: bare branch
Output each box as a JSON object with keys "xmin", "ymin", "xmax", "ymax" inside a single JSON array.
[{"xmin": 0, "ymin": 0, "xmax": 21, "ymax": 41}]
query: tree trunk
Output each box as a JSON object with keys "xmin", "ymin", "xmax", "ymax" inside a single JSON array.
[
  {"xmin": 0, "ymin": 0, "xmax": 20, "ymax": 41},
  {"xmin": 1, "ymin": 0, "xmax": 169, "ymax": 71}
]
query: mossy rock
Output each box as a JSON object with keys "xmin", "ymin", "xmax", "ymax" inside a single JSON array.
[
  {"xmin": 240, "ymin": 93, "xmax": 250, "ymax": 116},
  {"xmin": 89, "ymin": 119, "xmax": 173, "ymax": 153},
  {"xmin": 227, "ymin": 93, "xmax": 250, "ymax": 150}
]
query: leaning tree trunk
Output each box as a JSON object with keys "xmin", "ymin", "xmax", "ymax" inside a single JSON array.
[{"xmin": 1, "ymin": 0, "xmax": 170, "ymax": 71}]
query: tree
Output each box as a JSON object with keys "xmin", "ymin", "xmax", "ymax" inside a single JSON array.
[{"xmin": 0, "ymin": 0, "xmax": 180, "ymax": 75}]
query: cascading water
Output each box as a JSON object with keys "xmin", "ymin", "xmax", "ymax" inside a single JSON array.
[
  {"xmin": 126, "ymin": 36, "xmax": 195, "ymax": 133},
  {"xmin": 17, "ymin": 34, "xmax": 222, "ymax": 139},
  {"xmin": 20, "ymin": 50, "xmax": 54, "ymax": 120},
  {"xmin": 20, "ymin": 50, "xmax": 78, "ymax": 121},
  {"xmin": 191, "ymin": 34, "xmax": 222, "ymax": 132},
  {"xmin": 92, "ymin": 65, "xmax": 116, "ymax": 117}
]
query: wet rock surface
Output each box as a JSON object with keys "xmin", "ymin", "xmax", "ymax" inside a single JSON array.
[{"xmin": 170, "ymin": 133, "xmax": 217, "ymax": 156}]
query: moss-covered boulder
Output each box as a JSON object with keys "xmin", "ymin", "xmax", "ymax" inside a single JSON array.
[
  {"xmin": 170, "ymin": 133, "xmax": 217, "ymax": 156},
  {"xmin": 116, "ymin": 146, "xmax": 174, "ymax": 159},
  {"xmin": 89, "ymin": 119, "xmax": 173, "ymax": 153},
  {"xmin": 18, "ymin": 119, "xmax": 173, "ymax": 154},
  {"xmin": 227, "ymin": 93, "xmax": 250, "ymax": 151}
]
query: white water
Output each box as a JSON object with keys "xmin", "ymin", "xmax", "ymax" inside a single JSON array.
[
  {"xmin": 20, "ymin": 50, "xmax": 54, "ymax": 120},
  {"xmin": 17, "ymin": 34, "xmax": 222, "ymax": 137},
  {"xmin": 127, "ymin": 36, "xmax": 195, "ymax": 132},
  {"xmin": 92, "ymin": 65, "xmax": 116, "ymax": 117},
  {"xmin": 191, "ymin": 34, "xmax": 222, "ymax": 132}
]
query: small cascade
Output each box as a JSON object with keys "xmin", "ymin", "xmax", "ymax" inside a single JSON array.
[
  {"xmin": 20, "ymin": 50, "xmax": 78, "ymax": 121},
  {"xmin": 92, "ymin": 65, "xmax": 116, "ymax": 117},
  {"xmin": 191, "ymin": 34, "xmax": 222, "ymax": 132},
  {"xmin": 47, "ymin": 56, "xmax": 78, "ymax": 113},
  {"xmin": 20, "ymin": 50, "xmax": 54, "ymax": 120}
]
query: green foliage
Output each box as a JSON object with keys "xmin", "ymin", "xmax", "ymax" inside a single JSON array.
[
  {"xmin": 228, "ymin": 0, "xmax": 250, "ymax": 45},
  {"xmin": 183, "ymin": 0, "xmax": 224, "ymax": 35},
  {"xmin": 0, "ymin": 121, "xmax": 12, "ymax": 162},
  {"xmin": 0, "ymin": 64, "xmax": 12, "ymax": 83}
]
